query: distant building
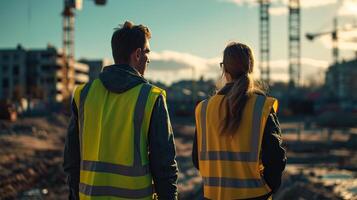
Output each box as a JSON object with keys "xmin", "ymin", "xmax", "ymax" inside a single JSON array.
[
  {"xmin": 0, "ymin": 45, "xmax": 27, "ymax": 101},
  {"xmin": 168, "ymin": 77, "xmax": 215, "ymax": 101},
  {"xmin": 270, "ymin": 82, "xmax": 289, "ymax": 100},
  {"xmin": 325, "ymin": 58, "xmax": 357, "ymax": 101},
  {"xmin": 79, "ymin": 58, "xmax": 112, "ymax": 81},
  {"xmin": 74, "ymin": 62, "xmax": 90, "ymax": 84},
  {"xmin": 0, "ymin": 44, "xmax": 90, "ymax": 103},
  {"xmin": 26, "ymin": 45, "xmax": 65, "ymax": 102}
]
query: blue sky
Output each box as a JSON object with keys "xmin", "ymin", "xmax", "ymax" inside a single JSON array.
[{"xmin": 1, "ymin": 0, "xmax": 356, "ymax": 84}]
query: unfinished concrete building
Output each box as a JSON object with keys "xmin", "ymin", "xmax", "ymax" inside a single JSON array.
[
  {"xmin": 0, "ymin": 45, "xmax": 89, "ymax": 103},
  {"xmin": 0, "ymin": 45, "xmax": 27, "ymax": 101}
]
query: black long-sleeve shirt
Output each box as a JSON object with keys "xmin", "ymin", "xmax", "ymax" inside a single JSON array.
[
  {"xmin": 63, "ymin": 64, "xmax": 178, "ymax": 200},
  {"xmin": 192, "ymin": 83, "xmax": 286, "ymax": 199}
]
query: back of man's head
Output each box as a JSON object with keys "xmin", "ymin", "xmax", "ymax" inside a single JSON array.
[{"xmin": 111, "ymin": 21, "xmax": 151, "ymax": 64}]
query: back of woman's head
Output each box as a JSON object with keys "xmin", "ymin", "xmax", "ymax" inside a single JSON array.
[{"xmin": 221, "ymin": 42, "xmax": 264, "ymax": 135}]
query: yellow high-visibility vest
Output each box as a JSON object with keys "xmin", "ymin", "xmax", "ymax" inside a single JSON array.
[
  {"xmin": 73, "ymin": 79, "xmax": 166, "ymax": 200},
  {"xmin": 195, "ymin": 93, "xmax": 278, "ymax": 200}
]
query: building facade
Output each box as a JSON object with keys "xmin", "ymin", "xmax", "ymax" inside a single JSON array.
[
  {"xmin": 0, "ymin": 45, "xmax": 89, "ymax": 103},
  {"xmin": 79, "ymin": 58, "xmax": 112, "ymax": 82},
  {"xmin": 325, "ymin": 58, "xmax": 357, "ymax": 101},
  {"xmin": 0, "ymin": 45, "xmax": 27, "ymax": 101},
  {"xmin": 26, "ymin": 45, "xmax": 64, "ymax": 102}
]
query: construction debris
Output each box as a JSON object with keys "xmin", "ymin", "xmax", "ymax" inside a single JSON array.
[{"xmin": 0, "ymin": 114, "xmax": 68, "ymax": 199}]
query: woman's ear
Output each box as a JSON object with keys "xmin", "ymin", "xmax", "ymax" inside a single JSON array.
[{"xmin": 225, "ymin": 72, "xmax": 232, "ymax": 82}]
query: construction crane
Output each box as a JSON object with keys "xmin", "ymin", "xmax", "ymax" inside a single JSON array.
[
  {"xmin": 259, "ymin": 0, "xmax": 303, "ymax": 87},
  {"xmin": 306, "ymin": 17, "xmax": 357, "ymax": 65},
  {"xmin": 306, "ymin": 17, "xmax": 357, "ymax": 101},
  {"xmin": 288, "ymin": 0, "xmax": 301, "ymax": 88},
  {"xmin": 259, "ymin": 0, "xmax": 270, "ymax": 85},
  {"xmin": 61, "ymin": 0, "xmax": 106, "ymax": 100},
  {"xmin": 306, "ymin": 17, "xmax": 339, "ymax": 65}
]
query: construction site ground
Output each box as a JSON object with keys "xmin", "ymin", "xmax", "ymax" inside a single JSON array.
[
  {"xmin": 0, "ymin": 115, "xmax": 356, "ymax": 199},
  {"xmin": 0, "ymin": 115, "xmax": 204, "ymax": 199}
]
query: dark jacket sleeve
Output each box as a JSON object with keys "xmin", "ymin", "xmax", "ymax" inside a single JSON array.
[
  {"xmin": 192, "ymin": 130, "xmax": 199, "ymax": 170},
  {"xmin": 148, "ymin": 95, "xmax": 179, "ymax": 200},
  {"xmin": 192, "ymin": 101, "xmax": 201, "ymax": 170},
  {"xmin": 261, "ymin": 111, "xmax": 287, "ymax": 193},
  {"xmin": 63, "ymin": 99, "xmax": 80, "ymax": 200}
]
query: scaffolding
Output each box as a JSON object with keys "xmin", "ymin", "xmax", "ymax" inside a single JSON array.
[
  {"xmin": 288, "ymin": 0, "xmax": 301, "ymax": 88},
  {"xmin": 62, "ymin": 0, "xmax": 75, "ymax": 99},
  {"xmin": 259, "ymin": 0, "xmax": 270, "ymax": 85},
  {"xmin": 61, "ymin": 0, "xmax": 106, "ymax": 101}
]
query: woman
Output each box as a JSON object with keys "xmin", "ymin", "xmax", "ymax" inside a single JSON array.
[{"xmin": 192, "ymin": 42, "xmax": 286, "ymax": 200}]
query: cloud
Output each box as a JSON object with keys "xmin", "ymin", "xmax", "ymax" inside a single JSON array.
[
  {"xmin": 148, "ymin": 60, "xmax": 192, "ymax": 71},
  {"xmin": 258, "ymin": 58, "xmax": 328, "ymax": 70},
  {"xmin": 146, "ymin": 50, "xmax": 329, "ymax": 85},
  {"xmin": 146, "ymin": 51, "xmax": 221, "ymax": 84},
  {"xmin": 149, "ymin": 50, "xmax": 213, "ymax": 72},
  {"xmin": 255, "ymin": 58, "xmax": 329, "ymax": 79},
  {"xmin": 254, "ymin": 58, "xmax": 329, "ymax": 83},
  {"xmin": 301, "ymin": 58, "xmax": 329, "ymax": 68},
  {"xmin": 218, "ymin": 0, "xmax": 258, "ymax": 7},
  {"xmin": 338, "ymin": 0, "xmax": 357, "ymax": 16},
  {"xmin": 299, "ymin": 0, "xmax": 337, "ymax": 8},
  {"xmin": 318, "ymin": 29, "xmax": 357, "ymax": 50},
  {"xmin": 220, "ymin": 0, "xmax": 338, "ymax": 15},
  {"xmin": 269, "ymin": 7, "xmax": 288, "ymax": 16}
]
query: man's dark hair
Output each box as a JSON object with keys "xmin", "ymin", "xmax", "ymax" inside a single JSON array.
[{"xmin": 111, "ymin": 21, "xmax": 151, "ymax": 64}]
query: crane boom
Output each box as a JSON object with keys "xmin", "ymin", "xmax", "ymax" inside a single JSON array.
[
  {"xmin": 306, "ymin": 18, "xmax": 357, "ymax": 64},
  {"xmin": 306, "ymin": 18, "xmax": 339, "ymax": 64},
  {"xmin": 306, "ymin": 25, "xmax": 357, "ymax": 40}
]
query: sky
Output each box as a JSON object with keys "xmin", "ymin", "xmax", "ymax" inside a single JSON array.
[{"xmin": 0, "ymin": 0, "xmax": 357, "ymax": 85}]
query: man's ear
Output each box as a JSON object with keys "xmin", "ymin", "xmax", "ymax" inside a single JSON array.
[{"xmin": 135, "ymin": 48, "xmax": 142, "ymax": 61}]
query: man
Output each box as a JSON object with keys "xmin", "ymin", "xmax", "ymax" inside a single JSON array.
[{"xmin": 63, "ymin": 21, "xmax": 178, "ymax": 200}]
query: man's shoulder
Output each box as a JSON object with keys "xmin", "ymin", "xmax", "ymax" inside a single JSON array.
[
  {"xmin": 72, "ymin": 83, "xmax": 87, "ymax": 107},
  {"xmin": 147, "ymin": 83, "xmax": 166, "ymax": 97}
]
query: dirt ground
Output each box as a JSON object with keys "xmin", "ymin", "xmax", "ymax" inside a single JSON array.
[
  {"xmin": 1, "ymin": 115, "xmax": 354, "ymax": 199},
  {"xmin": 0, "ymin": 115, "xmax": 68, "ymax": 199},
  {"xmin": 0, "ymin": 115, "xmax": 203, "ymax": 199}
]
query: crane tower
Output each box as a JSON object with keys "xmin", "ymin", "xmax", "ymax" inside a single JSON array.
[
  {"xmin": 61, "ymin": 0, "xmax": 106, "ymax": 100},
  {"xmin": 288, "ymin": 0, "xmax": 301, "ymax": 87},
  {"xmin": 259, "ymin": 0, "xmax": 270, "ymax": 85}
]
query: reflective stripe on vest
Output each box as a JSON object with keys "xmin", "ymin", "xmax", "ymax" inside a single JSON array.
[
  {"xmin": 80, "ymin": 160, "xmax": 149, "ymax": 177},
  {"xmin": 74, "ymin": 81, "xmax": 163, "ymax": 199},
  {"xmin": 203, "ymin": 177, "xmax": 265, "ymax": 188},
  {"xmin": 197, "ymin": 94, "xmax": 277, "ymax": 199},
  {"xmin": 79, "ymin": 183, "xmax": 153, "ymax": 199}
]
